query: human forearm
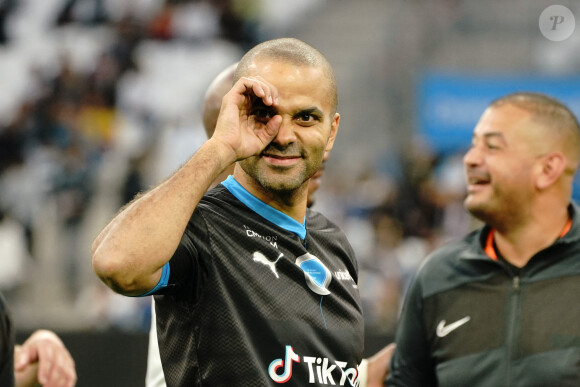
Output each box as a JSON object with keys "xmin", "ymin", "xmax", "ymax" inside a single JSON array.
[
  {"xmin": 93, "ymin": 74, "xmax": 280, "ymax": 296},
  {"xmin": 92, "ymin": 140, "xmax": 235, "ymax": 295}
]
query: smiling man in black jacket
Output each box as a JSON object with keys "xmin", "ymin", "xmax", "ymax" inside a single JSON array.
[{"xmin": 387, "ymin": 92, "xmax": 580, "ymax": 386}]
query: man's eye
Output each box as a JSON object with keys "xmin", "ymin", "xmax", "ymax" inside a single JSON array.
[
  {"xmin": 252, "ymin": 108, "xmax": 274, "ymax": 121},
  {"xmin": 297, "ymin": 113, "xmax": 319, "ymax": 123}
]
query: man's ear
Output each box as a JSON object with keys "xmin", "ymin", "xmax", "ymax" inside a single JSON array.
[
  {"xmin": 325, "ymin": 113, "xmax": 339, "ymax": 153},
  {"xmin": 536, "ymin": 152, "xmax": 567, "ymax": 190}
]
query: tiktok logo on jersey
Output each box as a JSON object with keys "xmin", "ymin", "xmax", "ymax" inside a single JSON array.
[
  {"xmin": 269, "ymin": 345, "xmax": 300, "ymax": 383},
  {"xmin": 268, "ymin": 345, "xmax": 360, "ymax": 386}
]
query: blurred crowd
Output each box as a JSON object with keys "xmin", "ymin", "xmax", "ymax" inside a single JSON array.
[
  {"xmin": 0, "ymin": 0, "xmax": 473, "ymax": 337},
  {"xmin": 313, "ymin": 140, "xmax": 476, "ymax": 335},
  {"xmin": 0, "ymin": 0, "xmax": 261, "ymax": 331}
]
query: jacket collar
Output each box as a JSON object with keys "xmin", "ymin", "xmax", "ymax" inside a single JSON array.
[{"xmin": 459, "ymin": 202, "xmax": 580, "ymax": 262}]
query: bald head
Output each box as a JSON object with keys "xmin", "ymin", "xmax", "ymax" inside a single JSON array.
[
  {"xmin": 490, "ymin": 92, "xmax": 580, "ymax": 174},
  {"xmin": 202, "ymin": 62, "xmax": 238, "ymax": 137},
  {"xmin": 234, "ymin": 38, "xmax": 338, "ymax": 113}
]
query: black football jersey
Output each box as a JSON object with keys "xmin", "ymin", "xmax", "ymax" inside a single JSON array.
[{"xmin": 153, "ymin": 176, "xmax": 364, "ymax": 386}]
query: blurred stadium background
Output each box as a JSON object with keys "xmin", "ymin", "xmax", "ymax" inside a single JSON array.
[{"xmin": 0, "ymin": 0, "xmax": 579, "ymax": 385}]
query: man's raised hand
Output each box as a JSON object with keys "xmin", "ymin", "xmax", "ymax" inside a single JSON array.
[{"xmin": 211, "ymin": 76, "xmax": 281, "ymax": 165}]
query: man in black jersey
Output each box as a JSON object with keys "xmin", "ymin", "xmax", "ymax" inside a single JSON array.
[
  {"xmin": 387, "ymin": 92, "xmax": 580, "ymax": 386},
  {"xmin": 93, "ymin": 37, "xmax": 392, "ymax": 386},
  {"xmin": 0, "ymin": 292, "xmax": 77, "ymax": 387},
  {"xmin": 143, "ymin": 60, "xmax": 394, "ymax": 387}
]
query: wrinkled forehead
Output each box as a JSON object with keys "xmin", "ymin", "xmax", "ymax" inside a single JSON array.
[
  {"xmin": 246, "ymin": 57, "xmax": 312, "ymax": 76},
  {"xmin": 244, "ymin": 58, "xmax": 330, "ymax": 85},
  {"xmin": 475, "ymin": 105, "xmax": 535, "ymax": 136},
  {"xmin": 245, "ymin": 58, "xmax": 335, "ymax": 113},
  {"xmin": 475, "ymin": 104, "xmax": 553, "ymax": 152}
]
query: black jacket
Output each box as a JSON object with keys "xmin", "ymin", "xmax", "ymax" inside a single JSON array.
[{"xmin": 388, "ymin": 203, "xmax": 580, "ymax": 387}]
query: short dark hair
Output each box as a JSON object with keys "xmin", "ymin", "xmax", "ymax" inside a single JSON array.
[{"xmin": 491, "ymin": 92, "xmax": 580, "ymax": 170}]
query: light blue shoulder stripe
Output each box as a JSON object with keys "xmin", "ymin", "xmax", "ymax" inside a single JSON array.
[
  {"xmin": 138, "ymin": 262, "xmax": 171, "ymax": 297},
  {"xmin": 222, "ymin": 175, "xmax": 306, "ymax": 239}
]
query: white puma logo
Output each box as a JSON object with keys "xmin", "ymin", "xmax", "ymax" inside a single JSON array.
[{"xmin": 252, "ymin": 251, "xmax": 284, "ymax": 278}]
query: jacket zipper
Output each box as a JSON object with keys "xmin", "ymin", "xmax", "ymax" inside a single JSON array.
[{"xmin": 506, "ymin": 275, "xmax": 521, "ymax": 387}]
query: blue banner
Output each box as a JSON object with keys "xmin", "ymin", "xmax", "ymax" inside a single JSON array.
[
  {"xmin": 417, "ymin": 71, "xmax": 580, "ymax": 199},
  {"xmin": 418, "ymin": 71, "xmax": 580, "ymax": 155}
]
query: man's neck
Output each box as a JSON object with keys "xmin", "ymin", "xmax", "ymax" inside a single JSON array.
[
  {"xmin": 492, "ymin": 206, "xmax": 570, "ymax": 268},
  {"xmin": 233, "ymin": 169, "xmax": 308, "ymax": 223}
]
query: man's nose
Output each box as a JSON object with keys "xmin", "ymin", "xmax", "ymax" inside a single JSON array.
[
  {"xmin": 273, "ymin": 119, "xmax": 297, "ymax": 145},
  {"xmin": 463, "ymin": 145, "xmax": 482, "ymax": 167}
]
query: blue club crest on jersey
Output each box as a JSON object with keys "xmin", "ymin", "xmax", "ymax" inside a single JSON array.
[{"xmin": 295, "ymin": 253, "xmax": 331, "ymax": 295}]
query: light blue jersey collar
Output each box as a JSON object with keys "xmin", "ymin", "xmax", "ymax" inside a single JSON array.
[{"xmin": 222, "ymin": 175, "xmax": 306, "ymax": 239}]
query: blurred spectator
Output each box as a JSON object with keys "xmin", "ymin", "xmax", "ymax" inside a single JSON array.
[
  {"xmin": 55, "ymin": 0, "xmax": 110, "ymax": 26},
  {"xmin": 358, "ymin": 212, "xmax": 404, "ymax": 334},
  {"xmin": 147, "ymin": 2, "xmax": 175, "ymax": 40},
  {"xmin": 216, "ymin": 0, "xmax": 261, "ymax": 50},
  {"xmin": 0, "ymin": 0, "xmax": 16, "ymax": 45},
  {"xmin": 122, "ymin": 154, "xmax": 147, "ymax": 206},
  {"xmin": 108, "ymin": 15, "xmax": 144, "ymax": 75},
  {"xmin": 0, "ymin": 103, "xmax": 30, "ymax": 176},
  {"xmin": 0, "ymin": 208, "xmax": 30, "ymax": 301},
  {"xmin": 51, "ymin": 141, "xmax": 96, "ymax": 295},
  {"xmin": 431, "ymin": 151, "xmax": 473, "ymax": 242},
  {"xmin": 394, "ymin": 143, "xmax": 442, "ymax": 240}
]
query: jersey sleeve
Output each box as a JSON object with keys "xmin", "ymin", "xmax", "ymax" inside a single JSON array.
[
  {"xmin": 386, "ymin": 272, "xmax": 437, "ymax": 386},
  {"xmin": 148, "ymin": 208, "xmax": 210, "ymax": 300}
]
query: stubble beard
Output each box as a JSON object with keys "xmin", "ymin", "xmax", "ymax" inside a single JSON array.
[
  {"xmin": 464, "ymin": 189, "xmax": 526, "ymax": 231},
  {"xmin": 465, "ymin": 198, "xmax": 495, "ymax": 225},
  {"xmin": 239, "ymin": 157, "xmax": 315, "ymax": 197}
]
